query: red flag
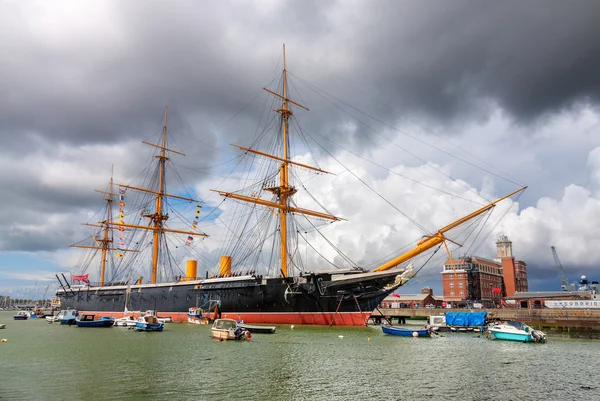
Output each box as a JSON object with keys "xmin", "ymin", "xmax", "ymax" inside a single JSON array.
[{"xmin": 72, "ymin": 274, "xmax": 90, "ymax": 284}]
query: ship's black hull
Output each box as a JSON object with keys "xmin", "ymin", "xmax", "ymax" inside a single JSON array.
[{"xmin": 56, "ymin": 270, "xmax": 403, "ymax": 325}]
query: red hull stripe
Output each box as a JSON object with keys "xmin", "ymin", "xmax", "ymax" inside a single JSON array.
[
  {"xmin": 79, "ymin": 311, "xmax": 371, "ymax": 326},
  {"xmin": 221, "ymin": 312, "xmax": 371, "ymax": 326}
]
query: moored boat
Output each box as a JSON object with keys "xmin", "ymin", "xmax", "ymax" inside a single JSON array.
[
  {"xmin": 489, "ymin": 320, "xmax": 546, "ymax": 343},
  {"xmin": 382, "ymin": 324, "xmax": 431, "ymax": 337},
  {"xmin": 0, "ymin": 324, "xmax": 6, "ymax": 329},
  {"xmin": 211, "ymin": 318, "xmax": 251, "ymax": 341},
  {"xmin": 187, "ymin": 307, "xmax": 209, "ymax": 325},
  {"xmin": 45, "ymin": 315, "xmax": 59, "ymax": 323},
  {"xmin": 135, "ymin": 315, "xmax": 164, "ymax": 332},
  {"xmin": 58, "ymin": 310, "xmax": 79, "ymax": 325},
  {"xmin": 13, "ymin": 311, "xmax": 29, "ymax": 320},
  {"xmin": 237, "ymin": 323, "xmax": 276, "ymax": 334},
  {"xmin": 113, "ymin": 315, "xmax": 138, "ymax": 327},
  {"xmin": 75, "ymin": 314, "xmax": 115, "ymax": 328}
]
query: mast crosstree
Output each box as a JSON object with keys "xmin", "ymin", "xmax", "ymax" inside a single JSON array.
[
  {"xmin": 212, "ymin": 44, "xmax": 341, "ymax": 278},
  {"xmin": 70, "ymin": 171, "xmax": 118, "ymax": 286},
  {"xmin": 101, "ymin": 107, "xmax": 207, "ymax": 284}
]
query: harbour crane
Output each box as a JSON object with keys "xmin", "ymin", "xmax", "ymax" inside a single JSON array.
[{"xmin": 551, "ymin": 246, "xmax": 569, "ymax": 291}]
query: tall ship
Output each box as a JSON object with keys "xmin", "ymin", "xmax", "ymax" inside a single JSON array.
[{"xmin": 55, "ymin": 46, "xmax": 525, "ymax": 325}]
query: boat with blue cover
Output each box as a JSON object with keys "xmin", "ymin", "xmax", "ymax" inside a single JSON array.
[
  {"xmin": 75, "ymin": 314, "xmax": 115, "ymax": 328},
  {"xmin": 382, "ymin": 324, "xmax": 431, "ymax": 337},
  {"xmin": 489, "ymin": 320, "xmax": 546, "ymax": 343}
]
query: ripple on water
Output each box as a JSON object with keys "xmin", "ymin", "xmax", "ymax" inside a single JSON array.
[{"xmin": 1, "ymin": 313, "xmax": 599, "ymax": 401}]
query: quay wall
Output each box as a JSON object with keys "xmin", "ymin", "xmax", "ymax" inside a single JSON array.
[{"xmin": 371, "ymin": 308, "xmax": 600, "ymax": 339}]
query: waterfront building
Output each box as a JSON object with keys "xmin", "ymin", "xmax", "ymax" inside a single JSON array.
[
  {"xmin": 381, "ymin": 287, "xmax": 437, "ymax": 309},
  {"xmin": 506, "ymin": 290, "xmax": 599, "ymax": 309},
  {"xmin": 441, "ymin": 235, "xmax": 528, "ymax": 307}
]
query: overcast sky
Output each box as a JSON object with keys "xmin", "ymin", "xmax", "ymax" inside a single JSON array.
[{"xmin": 1, "ymin": 0, "xmax": 600, "ymax": 298}]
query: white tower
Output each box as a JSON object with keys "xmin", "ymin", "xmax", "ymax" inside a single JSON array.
[{"xmin": 496, "ymin": 235, "xmax": 513, "ymax": 259}]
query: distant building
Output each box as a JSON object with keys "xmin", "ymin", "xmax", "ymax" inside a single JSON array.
[
  {"xmin": 441, "ymin": 235, "xmax": 529, "ymax": 307},
  {"xmin": 381, "ymin": 287, "xmax": 436, "ymax": 309},
  {"xmin": 506, "ymin": 291, "xmax": 597, "ymax": 309}
]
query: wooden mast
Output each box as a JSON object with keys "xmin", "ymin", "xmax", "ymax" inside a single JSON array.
[
  {"xmin": 70, "ymin": 170, "xmax": 118, "ymax": 286},
  {"xmin": 211, "ymin": 45, "xmax": 342, "ymax": 278},
  {"xmin": 279, "ymin": 44, "xmax": 291, "ymax": 277},
  {"xmin": 372, "ymin": 186, "xmax": 527, "ymax": 272},
  {"xmin": 99, "ymin": 107, "xmax": 208, "ymax": 284},
  {"xmin": 148, "ymin": 107, "xmax": 169, "ymax": 284},
  {"xmin": 100, "ymin": 172, "xmax": 114, "ymax": 285}
]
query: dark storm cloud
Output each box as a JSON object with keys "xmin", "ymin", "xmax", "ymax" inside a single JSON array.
[
  {"xmin": 2, "ymin": 1, "xmax": 599, "ymax": 151},
  {"xmin": 0, "ymin": 0, "xmax": 599, "ymax": 257},
  {"xmin": 339, "ymin": 1, "xmax": 600, "ymax": 123}
]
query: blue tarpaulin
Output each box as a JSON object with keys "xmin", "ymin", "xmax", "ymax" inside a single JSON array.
[{"xmin": 444, "ymin": 312, "xmax": 487, "ymax": 327}]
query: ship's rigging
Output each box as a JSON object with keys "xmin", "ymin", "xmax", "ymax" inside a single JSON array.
[{"xmin": 70, "ymin": 45, "xmax": 526, "ymax": 287}]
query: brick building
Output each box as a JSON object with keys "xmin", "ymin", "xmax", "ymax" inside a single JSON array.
[
  {"xmin": 441, "ymin": 235, "xmax": 528, "ymax": 307},
  {"xmin": 381, "ymin": 287, "xmax": 437, "ymax": 309}
]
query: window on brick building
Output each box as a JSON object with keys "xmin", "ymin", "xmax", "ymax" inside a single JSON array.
[
  {"xmin": 449, "ymin": 282, "xmax": 454, "ymax": 288},
  {"xmin": 459, "ymin": 282, "xmax": 464, "ymax": 288},
  {"xmin": 459, "ymin": 291, "xmax": 464, "ymax": 296},
  {"xmin": 450, "ymin": 291, "xmax": 454, "ymax": 296}
]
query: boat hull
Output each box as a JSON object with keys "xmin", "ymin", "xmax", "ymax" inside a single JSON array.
[
  {"xmin": 237, "ymin": 323, "xmax": 276, "ymax": 334},
  {"xmin": 382, "ymin": 325, "xmax": 430, "ymax": 337},
  {"xmin": 56, "ymin": 270, "xmax": 402, "ymax": 326},
  {"xmin": 135, "ymin": 322, "xmax": 164, "ymax": 332},
  {"xmin": 75, "ymin": 321, "xmax": 114, "ymax": 328},
  {"xmin": 490, "ymin": 330, "xmax": 534, "ymax": 342}
]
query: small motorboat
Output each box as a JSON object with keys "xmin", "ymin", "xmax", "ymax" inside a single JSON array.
[
  {"xmin": 489, "ymin": 320, "xmax": 546, "ymax": 343},
  {"xmin": 58, "ymin": 310, "xmax": 79, "ymax": 325},
  {"xmin": 113, "ymin": 315, "xmax": 138, "ymax": 327},
  {"xmin": 135, "ymin": 315, "xmax": 164, "ymax": 332},
  {"xmin": 382, "ymin": 324, "xmax": 431, "ymax": 337},
  {"xmin": 142, "ymin": 310, "xmax": 171, "ymax": 324},
  {"xmin": 13, "ymin": 311, "xmax": 29, "ymax": 320},
  {"xmin": 237, "ymin": 323, "xmax": 276, "ymax": 334},
  {"xmin": 211, "ymin": 318, "xmax": 251, "ymax": 341},
  {"xmin": 0, "ymin": 324, "xmax": 6, "ymax": 329},
  {"xmin": 45, "ymin": 315, "xmax": 59, "ymax": 323},
  {"xmin": 187, "ymin": 307, "xmax": 209, "ymax": 324},
  {"xmin": 29, "ymin": 309, "xmax": 46, "ymax": 319},
  {"xmin": 75, "ymin": 314, "xmax": 115, "ymax": 328}
]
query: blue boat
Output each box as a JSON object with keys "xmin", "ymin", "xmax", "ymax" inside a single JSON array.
[
  {"xmin": 489, "ymin": 320, "xmax": 546, "ymax": 343},
  {"xmin": 75, "ymin": 314, "xmax": 115, "ymax": 328},
  {"xmin": 382, "ymin": 324, "xmax": 431, "ymax": 337},
  {"xmin": 58, "ymin": 310, "xmax": 79, "ymax": 325},
  {"xmin": 13, "ymin": 311, "xmax": 29, "ymax": 320},
  {"xmin": 135, "ymin": 315, "xmax": 164, "ymax": 332}
]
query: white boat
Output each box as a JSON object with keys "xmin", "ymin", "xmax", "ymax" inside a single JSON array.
[
  {"xmin": 142, "ymin": 310, "xmax": 171, "ymax": 324},
  {"xmin": 135, "ymin": 315, "xmax": 164, "ymax": 332},
  {"xmin": 187, "ymin": 307, "xmax": 208, "ymax": 324},
  {"xmin": 489, "ymin": 320, "xmax": 546, "ymax": 343},
  {"xmin": 211, "ymin": 318, "xmax": 251, "ymax": 341},
  {"xmin": 113, "ymin": 315, "xmax": 138, "ymax": 327},
  {"xmin": 57, "ymin": 310, "xmax": 79, "ymax": 325},
  {"xmin": 45, "ymin": 315, "xmax": 59, "ymax": 323}
]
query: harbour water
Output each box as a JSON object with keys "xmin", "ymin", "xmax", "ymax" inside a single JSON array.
[{"xmin": 1, "ymin": 311, "xmax": 598, "ymax": 400}]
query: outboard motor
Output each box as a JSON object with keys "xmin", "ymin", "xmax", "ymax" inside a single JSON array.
[{"xmin": 531, "ymin": 329, "xmax": 546, "ymax": 343}]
